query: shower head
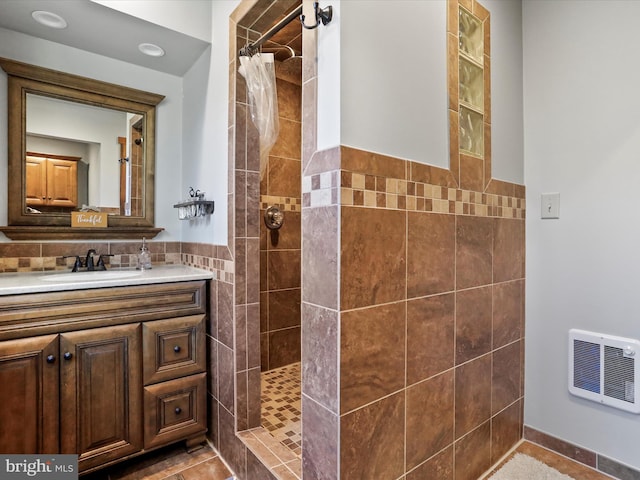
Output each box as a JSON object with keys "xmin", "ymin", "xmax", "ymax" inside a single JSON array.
[
  {"xmin": 282, "ymin": 54, "xmax": 302, "ymax": 67},
  {"xmin": 281, "ymin": 44, "xmax": 296, "ymax": 58},
  {"xmin": 263, "ymin": 42, "xmax": 302, "ymax": 80}
]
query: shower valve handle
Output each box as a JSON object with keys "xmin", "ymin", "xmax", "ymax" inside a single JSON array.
[{"xmin": 264, "ymin": 206, "xmax": 284, "ymax": 230}]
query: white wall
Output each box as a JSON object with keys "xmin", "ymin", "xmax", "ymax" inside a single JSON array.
[
  {"xmin": 180, "ymin": 0, "xmax": 239, "ymax": 245},
  {"xmin": 524, "ymin": 0, "xmax": 640, "ymax": 469},
  {"xmin": 337, "ymin": 0, "xmax": 523, "ymax": 184},
  {"xmin": 0, "ymin": 27, "xmax": 183, "ymax": 241},
  {"xmin": 27, "ymin": 95, "xmax": 125, "ymax": 208},
  {"xmin": 340, "ymin": 0, "xmax": 449, "ymax": 168}
]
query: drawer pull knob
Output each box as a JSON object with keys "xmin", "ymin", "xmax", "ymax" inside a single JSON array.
[
  {"xmin": 175, "ymin": 407, "xmax": 182, "ymax": 414},
  {"xmin": 173, "ymin": 345, "xmax": 181, "ymax": 353},
  {"xmin": 46, "ymin": 355, "xmax": 55, "ymax": 364},
  {"xmin": 63, "ymin": 352, "xmax": 73, "ymax": 361}
]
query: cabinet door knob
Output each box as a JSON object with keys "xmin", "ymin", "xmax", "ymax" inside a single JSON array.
[
  {"xmin": 174, "ymin": 407, "xmax": 182, "ymax": 414},
  {"xmin": 46, "ymin": 354, "xmax": 55, "ymax": 364},
  {"xmin": 173, "ymin": 345, "xmax": 181, "ymax": 353},
  {"xmin": 63, "ymin": 352, "xmax": 73, "ymax": 360}
]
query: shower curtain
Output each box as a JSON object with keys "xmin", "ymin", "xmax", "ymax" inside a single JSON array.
[{"xmin": 238, "ymin": 52, "xmax": 279, "ymax": 179}]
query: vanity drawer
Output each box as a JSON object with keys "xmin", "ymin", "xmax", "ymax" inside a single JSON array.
[
  {"xmin": 142, "ymin": 315, "xmax": 205, "ymax": 385},
  {"xmin": 143, "ymin": 373, "xmax": 207, "ymax": 449},
  {"xmin": 0, "ymin": 281, "xmax": 207, "ymax": 341}
]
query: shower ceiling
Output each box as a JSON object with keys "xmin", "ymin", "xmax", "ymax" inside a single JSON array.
[{"xmin": 242, "ymin": 0, "xmax": 303, "ymax": 62}]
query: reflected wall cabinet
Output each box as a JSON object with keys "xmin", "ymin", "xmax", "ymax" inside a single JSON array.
[{"xmin": 26, "ymin": 152, "xmax": 79, "ymax": 208}]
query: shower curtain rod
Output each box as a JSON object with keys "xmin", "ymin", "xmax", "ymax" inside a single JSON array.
[{"xmin": 238, "ymin": 2, "xmax": 332, "ymax": 57}]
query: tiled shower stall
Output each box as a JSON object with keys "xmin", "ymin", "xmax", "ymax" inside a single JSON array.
[{"xmin": 215, "ymin": 1, "xmax": 527, "ymax": 479}]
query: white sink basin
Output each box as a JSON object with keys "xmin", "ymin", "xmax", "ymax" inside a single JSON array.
[{"xmin": 40, "ymin": 270, "xmax": 142, "ymax": 282}]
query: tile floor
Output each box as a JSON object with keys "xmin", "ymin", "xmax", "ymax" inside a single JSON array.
[
  {"xmin": 81, "ymin": 362, "xmax": 614, "ymax": 480},
  {"xmin": 81, "ymin": 438, "xmax": 612, "ymax": 480},
  {"xmin": 261, "ymin": 362, "xmax": 302, "ymax": 457},
  {"xmin": 233, "ymin": 363, "xmax": 303, "ymax": 479}
]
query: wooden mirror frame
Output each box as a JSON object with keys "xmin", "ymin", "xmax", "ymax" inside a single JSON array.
[{"xmin": 0, "ymin": 58, "xmax": 165, "ymax": 240}]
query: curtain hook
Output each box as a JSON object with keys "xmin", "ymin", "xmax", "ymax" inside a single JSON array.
[{"xmin": 300, "ymin": 2, "xmax": 333, "ymax": 30}]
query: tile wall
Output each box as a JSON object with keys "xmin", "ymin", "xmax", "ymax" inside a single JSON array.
[
  {"xmin": 0, "ymin": 240, "xmax": 235, "ymax": 279},
  {"xmin": 301, "ymin": 146, "xmax": 526, "ymax": 480},
  {"xmin": 227, "ymin": 0, "xmax": 526, "ymax": 479},
  {"xmin": 215, "ymin": 3, "xmax": 310, "ymax": 479},
  {"xmin": 0, "ymin": 240, "xmax": 182, "ymax": 272},
  {"xmin": 260, "ymin": 73, "xmax": 302, "ymax": 372}
]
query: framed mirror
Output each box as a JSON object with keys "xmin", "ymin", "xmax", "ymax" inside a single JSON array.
[{"xmin": 0, "ymin": 57, "xmax": 165, "ymax": 240}]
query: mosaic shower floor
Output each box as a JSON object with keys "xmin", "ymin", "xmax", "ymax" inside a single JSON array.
[{"xmin": 261, "ymin": 362, "xmax": 302, "ymax": 457}]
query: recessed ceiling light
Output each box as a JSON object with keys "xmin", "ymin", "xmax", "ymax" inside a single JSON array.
[
  {"xmin": 138, "ymin": 43, "xmax": 165, "ymax": 57},
  {"xmin": 31, "ymin": 10, "xmax": 67, "ymax": 29}
]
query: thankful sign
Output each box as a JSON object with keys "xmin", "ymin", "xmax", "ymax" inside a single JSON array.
[{"xmin": 71, "ymin": 212, "xmax": 108, "ymax": 228}]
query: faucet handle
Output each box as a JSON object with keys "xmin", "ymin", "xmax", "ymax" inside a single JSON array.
[
  {"xmin": 96, "ymin": 254, "xmax": 114, "ymax": 270},
  {"xmin": 62, "ymin": 255, "xmax": 83, "ymax": 272}
]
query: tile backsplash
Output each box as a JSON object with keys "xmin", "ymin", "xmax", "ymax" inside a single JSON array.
[{"xmin": 0, "ymin": 241, "xmax": 234, "ymax": 284}]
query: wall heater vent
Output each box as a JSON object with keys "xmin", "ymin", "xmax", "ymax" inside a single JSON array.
[{"xmin": 569, "ymin": 329, "xmax": 640, "ymax": 414}]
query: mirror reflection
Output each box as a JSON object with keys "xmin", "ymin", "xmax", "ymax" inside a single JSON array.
[
  {"xmin": 26, "ymin": 94, "xmax": 143, "ymax": 217},
  {"xmin": 0, "ymin": 56, "xmax": 165, "ymax": 240}
]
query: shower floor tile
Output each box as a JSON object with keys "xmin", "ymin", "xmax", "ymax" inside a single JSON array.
[{"xmin": 261, "ymin": 362, "xmax": 302, "ymax": 456}]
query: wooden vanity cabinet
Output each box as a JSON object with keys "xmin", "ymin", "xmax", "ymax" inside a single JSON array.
[{"xmin": 0, "ymin": 281, "xmax": 208, "ymax": 474}]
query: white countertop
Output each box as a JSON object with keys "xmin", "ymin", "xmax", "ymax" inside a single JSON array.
[{"xmin": 0, "ymin": 265, "xmax": 214, "ymax": 296}]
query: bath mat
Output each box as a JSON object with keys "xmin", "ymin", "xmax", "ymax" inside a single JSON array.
[{"xmin": 488, "ymin": 453, "xmax": 576, "ymax": 480}]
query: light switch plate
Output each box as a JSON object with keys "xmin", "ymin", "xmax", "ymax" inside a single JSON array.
[{"xmin": 541, "ymin": 193, "xmax": 560, "ymax": 219}]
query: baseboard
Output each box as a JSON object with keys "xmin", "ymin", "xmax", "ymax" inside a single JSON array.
[{"xmin": 524, "ymin": 426, "xmax": 640, "ymax": 480}]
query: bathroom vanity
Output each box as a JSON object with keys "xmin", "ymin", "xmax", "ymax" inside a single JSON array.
[{"xmin": 0, "ymin": 265, "xmax": 212, "ymax": 474}]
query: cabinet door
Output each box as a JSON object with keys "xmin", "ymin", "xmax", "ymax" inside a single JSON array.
[
  {"xmin": 25, "ymin": 156, "xmax": 47, "ymax": 206},
  {"xmin": 47, "ymin": 158, "xmax": 77, "ymax": 207},
  {"xmin": 0, "ymin": 334, "xmax": 59, "ymax": 453},
  {"xmin": 60, "ymin": 324, "xmax": 142, "ymax": 471}
]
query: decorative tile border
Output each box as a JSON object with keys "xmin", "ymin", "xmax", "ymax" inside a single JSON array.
[
  {"xmin": 260, "ymin": 195, "xmax": 302, "ymax": 212},
  {"xmin": 302, "ymin": 171, "xmax": 339, "ymax": 208},
  {"xmin": 181, "ymin": 253, "xmax": 235, "ymax": 283},
  {"xmin": 303, "ymin": 169, "xmax": 525, "ymax": 219},
  {"xmin": 0, "ymin": 256, "xmax": 55, "ymax": 272}
]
